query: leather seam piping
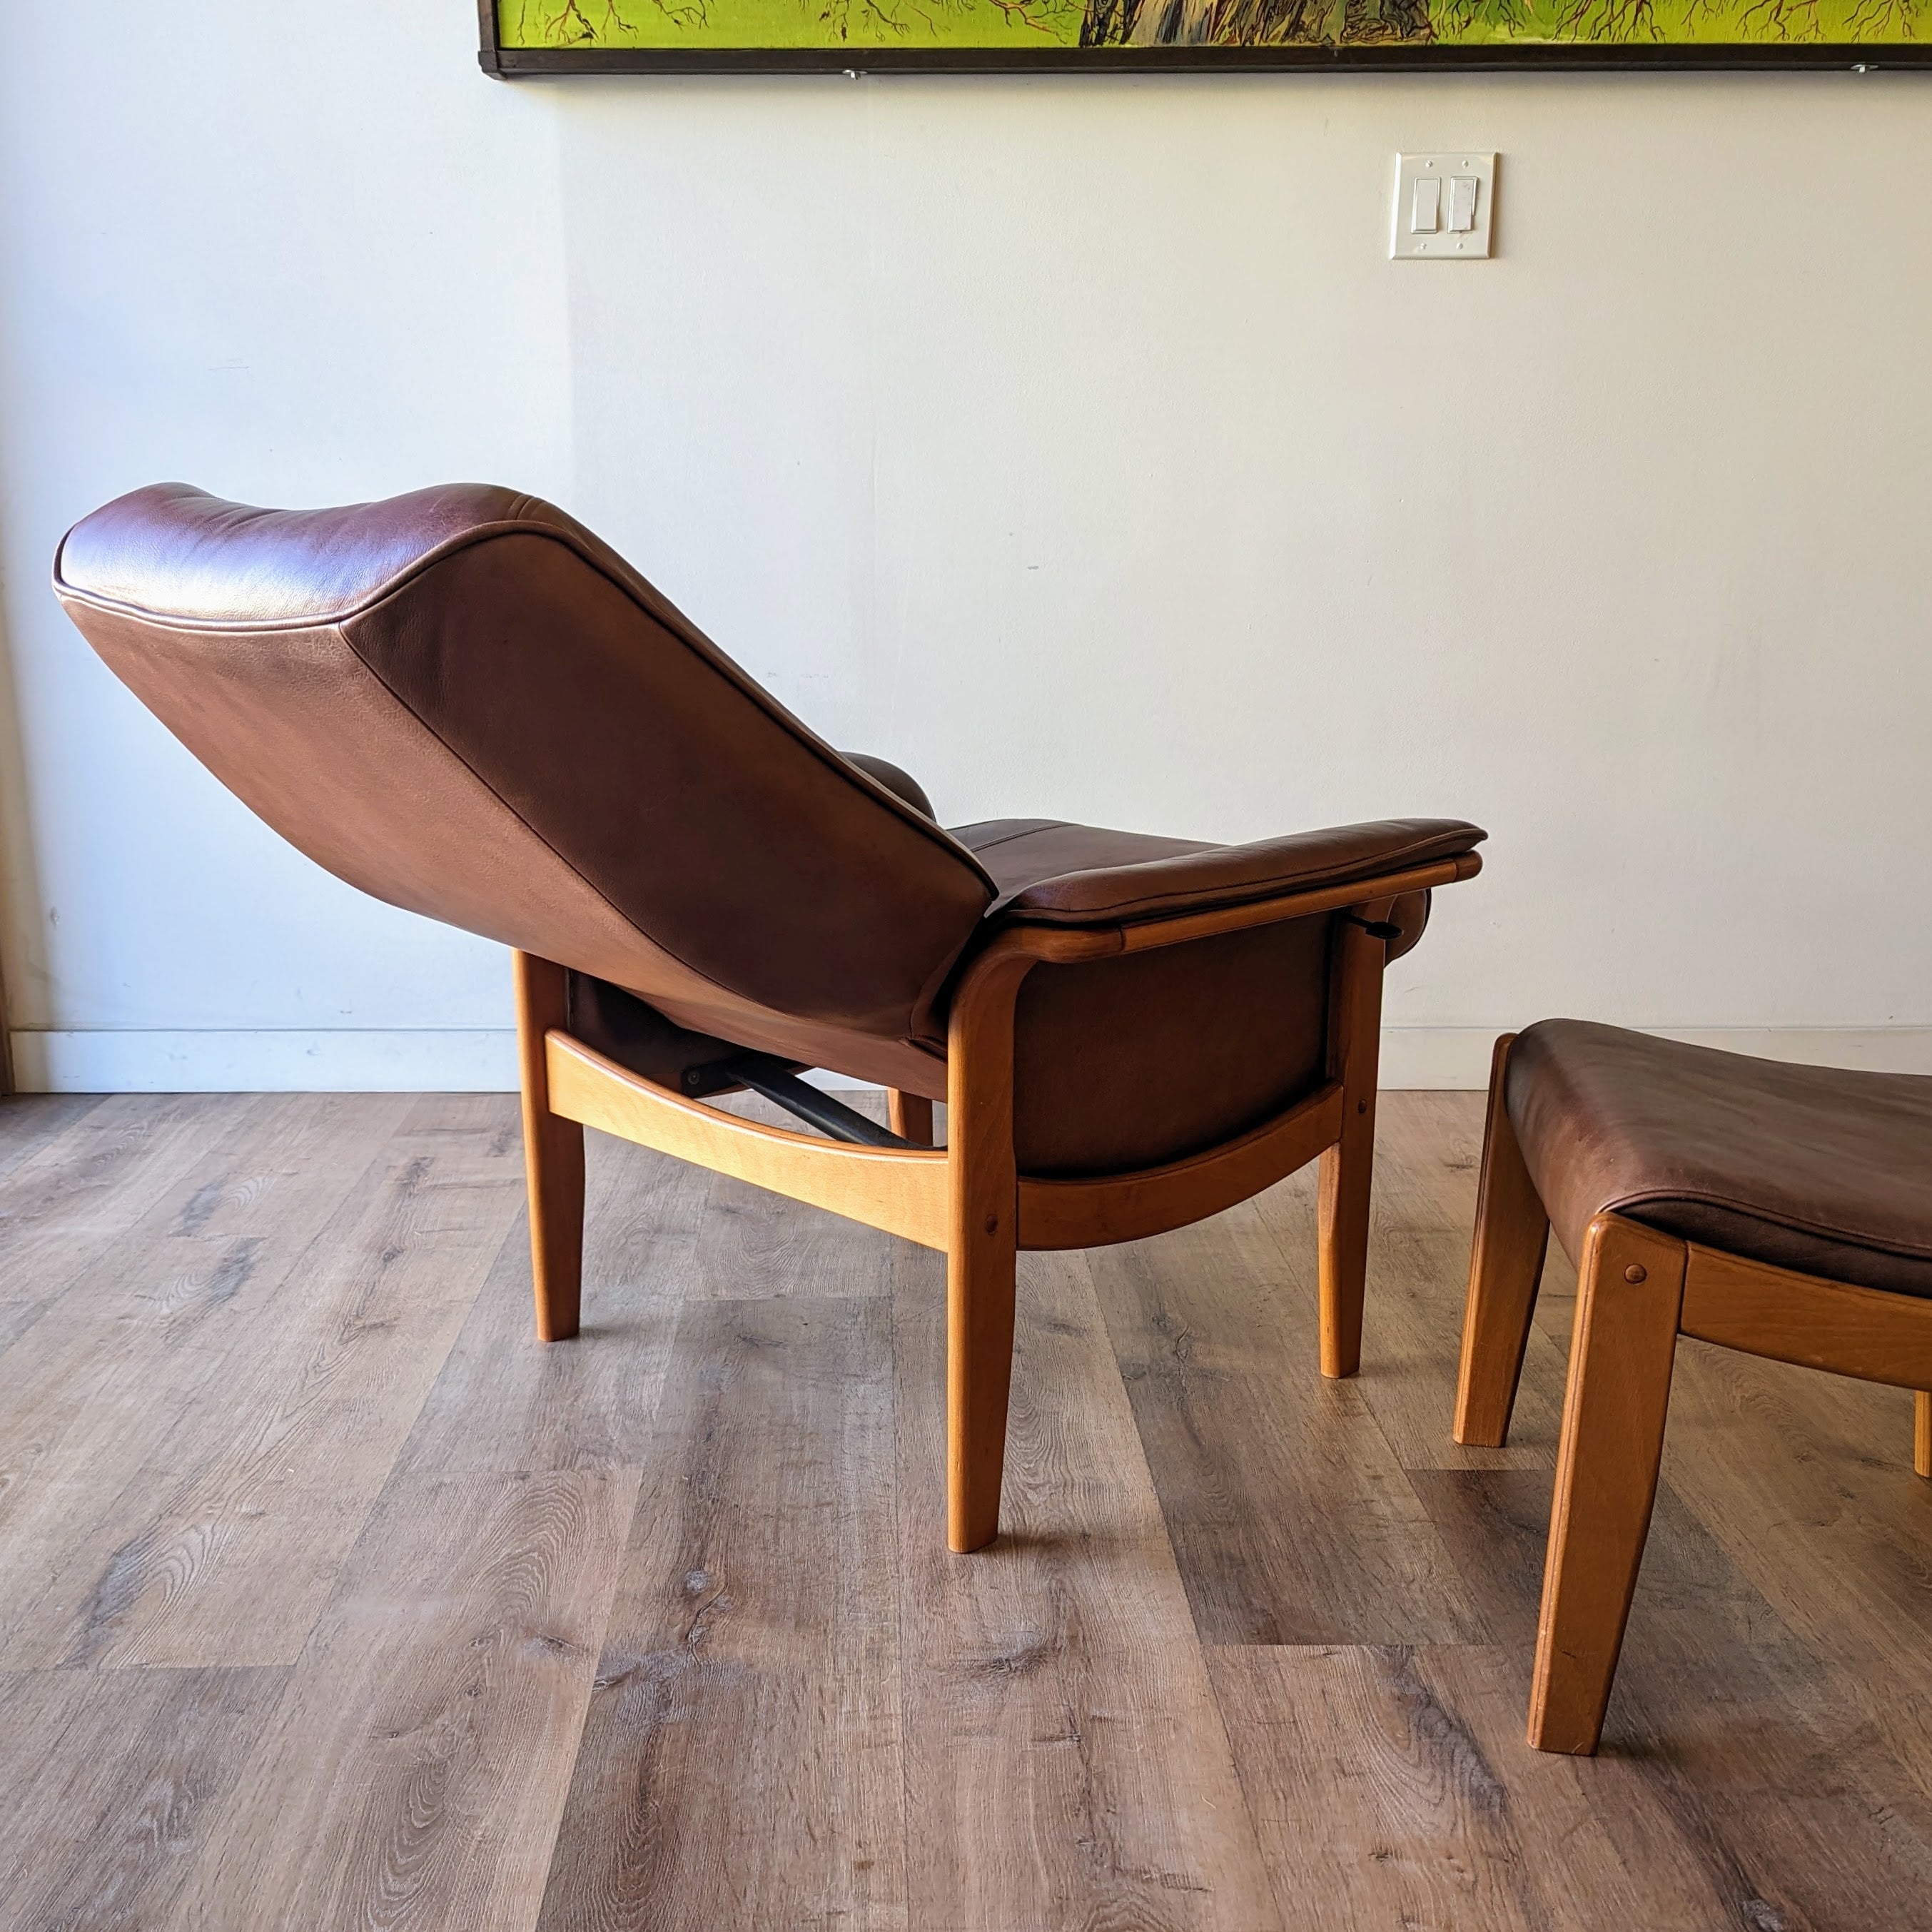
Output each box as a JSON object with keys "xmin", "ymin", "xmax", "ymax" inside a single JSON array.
[
  {"xmin": 1612, "ymin": 1190, "xmax": 1932, "ymax": 1269},
  {"xmin": 951, "ymin": 821, "xmax": 1086, "ymax": 855}
]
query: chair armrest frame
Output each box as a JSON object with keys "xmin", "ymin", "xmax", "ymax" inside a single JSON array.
[{"xmin": 974, "ymin": 849, "xmax": 1482, "ymax": 966}]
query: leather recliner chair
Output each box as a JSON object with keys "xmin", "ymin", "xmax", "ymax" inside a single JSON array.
[{"xmin": 55, "ymin": 483, "xmax": 1485, "ymax": 1551}]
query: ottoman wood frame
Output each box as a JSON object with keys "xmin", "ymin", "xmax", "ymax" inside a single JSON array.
[{"xmin": 1455, "ymin": 1031, "xmax": 1932, "ymax": 1756}]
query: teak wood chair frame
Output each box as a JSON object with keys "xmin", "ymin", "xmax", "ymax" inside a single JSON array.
[
  {"xmin": 517, "ymin": 849, "xmax": 1479, "ymax": 1554},
  {"xmin": 1455, "ymin": 1031, "xmax": 1932, "ymax": 1756}
]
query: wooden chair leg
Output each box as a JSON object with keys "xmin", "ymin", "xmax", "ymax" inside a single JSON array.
[
  {"xmin": 944, "ymin": 951, "xmax": 1033, "ymax": 1554},
  {"xmin": 889, "ymin": 1089, "xmax": 935, "ymax": 1146},
  {"xmin": 946, "ymin": 1190, "xmax": 1017, "ymax": 1556},
  {"xmin": 514, "ymin": 951, "xmax": 585, "ymax": 1343},
  {"xmin": 1915, "ymin": 1391, "xmax": 1931, "ymax": 1480},
  {"xmin": 1529, "ymin": 1215, "xmax": 1686, "ymax": 1756},
  {"xmin": 1454, "ymin": 1033, "xmax": 1552, "ymax": 1447},
  {"xmin": 1317, "ymin": 913, "xmax": 1387, "ymax": 1378}
]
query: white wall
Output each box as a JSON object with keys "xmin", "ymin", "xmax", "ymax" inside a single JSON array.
[{"xmin": 2, "ymin": 5, "xmax": 1928, "ymax": 1092}]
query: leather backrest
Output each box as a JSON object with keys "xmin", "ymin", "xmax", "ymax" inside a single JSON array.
[{"xmin": 56, "ymin": 484, "xmax": 996, "ymax": 1042}]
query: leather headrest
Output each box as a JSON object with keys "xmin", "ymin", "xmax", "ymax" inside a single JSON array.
[{"xmin": 55, "ymin": 481, "xmax": 591, "ymax": 628}]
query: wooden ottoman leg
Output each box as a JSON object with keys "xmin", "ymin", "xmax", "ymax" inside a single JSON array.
[
  {"xmin": 1529, "ymin": 1215, "xmax": 1686, "ymax": 1755},
  {"xmin": 1454, "ymin": 1033, "xmax": 1552, "ymax": 1447},
  {"xmin": 514, "ymin": 951, "xmax": 585, "ymax": 1343},
  {"xmin": 1915, "ymin": 1391, "xmax": 1931, "ymax": 1480}
]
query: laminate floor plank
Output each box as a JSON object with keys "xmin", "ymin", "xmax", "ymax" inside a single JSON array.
[
  {"xmin": 537, "ymin": 1293, "xmax": 909, "ymax": 1932},
  {"xmin": 1651, "ymin": 1337, "xmax": 1932, "ymax": 1839},
  {"xmin": 0, "ymin": 1093, "xmax": 247, "ymax": 1248},
  {"xmin": 693, "ymin": 1096, "xmax": 900, "ymax": 1301},
  {"xmin": 692, "ymin": 1169, "xmax": 901, "ymax": 1300},
  {"xmin": 0, "ymin": 1093, "xmax": 264, "ymax": 1338},
  {"xmin": 398, "ymin": 1126, "xmax": 712, "ymax": 1477},
  {"xmin": 0, "ymin": 1298, "xmax": 41, "ymax": 1355},
  {"xmin": 1662, "ymin": 1340, "xmax": 1932, "ymax": 1675},
  {"xmin": 0, "ymin": 1091, "xmax": 106, "ymax": 1180},
  {"xmin": 1091, "ymin": 1201, "xmax": 1485, "ymax": 1647},
  {"xmin": 1209, "ymin": 1642, "xmax": 1737, "ymax": 1931},
  {"xmin": 166, "ymin": 1467, "xmax": 636, "ymax": 1932},
  {"xmin": 0, "ymin": 1095, "xmax": 408, "ymax": 1466},
  {"xmin": 0, "ymin": 1095, "xmax": 415, "ymax": 1659},
  {"xmin": 1412, "ymin": 1457, "xmax": 1932, "ymax": 1931},
  {"xmin": 1408, "ymin": 1467, "xmax": 1798, "ymax": 1664},
  {"xmin": 0, "ymin": 1095, "xmax": 520, "ymax": 1669},
  {"xmin": 896, "ymin": 1243, "xmax": 1281, "ymax": 1932},
  {"xmin": 1332, "ymin": 1092, "xmax": 1567, "ymax": 1472},
  {"xmin": 3, "ymin": 1093, "xmax": 1930, "ymax": 1932},
  {"xmin": 0, "ymin": 1664, "xmax": 285, "ymax": 1932}
]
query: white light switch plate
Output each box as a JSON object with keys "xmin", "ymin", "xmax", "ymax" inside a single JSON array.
[{"xmin": 1392, "ymin": 153, "xmax": 1495, "ymax": 261}]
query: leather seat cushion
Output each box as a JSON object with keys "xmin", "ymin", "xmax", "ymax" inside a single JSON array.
[
  {"xmin": 951, "ymin": 819, "xmax": 1331, "ymax": 1178},
  {"xmin": 953, "ymin": 819, "xmax": 1216, "ymax": 906},
  {"xmin": 952, "ymin": 818, "xmax": 1435, "ymax": 960},
  {"xmin": 1507, "ymin": 1020, "xmax": 1932, "ymax": 1299}
]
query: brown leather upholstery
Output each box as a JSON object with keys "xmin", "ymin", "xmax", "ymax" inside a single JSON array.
[
  {"xmin": 844, "ymin": 753, "xmax": 934, "ymax": 820},
  {"xmin": 57, "ymin": 482, "xmax": 1485, "ymax": 1176},
  {"xmin": 960, "ymin": 817, "xmax": 1472, "ymax": 929},
  {"xmin": 951, "ymin": 819, "xmax": 1450, "ymax": 1175},
  {"xmin": 1506, "ymin": 1021, "xmax": 1932, "ymax": 1300},
  {"xmin": 56, "ymin": 484, "xmax": 993, "ymax": 1096}
]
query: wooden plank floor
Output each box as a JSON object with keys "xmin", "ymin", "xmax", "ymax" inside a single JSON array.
[{"xmin": 2, "ymin": 1088, "xmax": 1929, "ymax": 1931}]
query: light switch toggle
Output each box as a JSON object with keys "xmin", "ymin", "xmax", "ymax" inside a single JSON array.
[
  {"xmin": 1411, "ymin": 176, "xmax": 1442, "ymax": 234},
  {"xmin": 1447, "ymin": 175, "xmax": 1478, "ymax": 232}
]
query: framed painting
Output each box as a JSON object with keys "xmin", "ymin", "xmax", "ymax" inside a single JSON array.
[{"xmin": 480, "ymin": 0, "xmax": 1932, "ymax": 71}]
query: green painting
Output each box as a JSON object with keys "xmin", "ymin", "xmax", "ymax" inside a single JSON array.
[{"xmin": 487, "ymin": 0, "xmax": 1928, "ymax": 62}]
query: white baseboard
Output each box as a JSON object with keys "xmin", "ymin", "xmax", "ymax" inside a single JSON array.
[
  {"xmin": 11, "ymin": 1024, "xmax": 1932, "ymax": 1096},
  {"xmin": 10, "ymin": 1028, "xmax": 521, "ymax": 1094}
]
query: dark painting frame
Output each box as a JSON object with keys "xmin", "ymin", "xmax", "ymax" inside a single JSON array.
[{"xmin": 477, "ymin": 0, "xmax": 1932, "ymax": 71}]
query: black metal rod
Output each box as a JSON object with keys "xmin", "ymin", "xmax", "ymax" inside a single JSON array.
[{"xmin": 722, "ymin": 1053, "xmax": 911, "ymax": 1150}]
